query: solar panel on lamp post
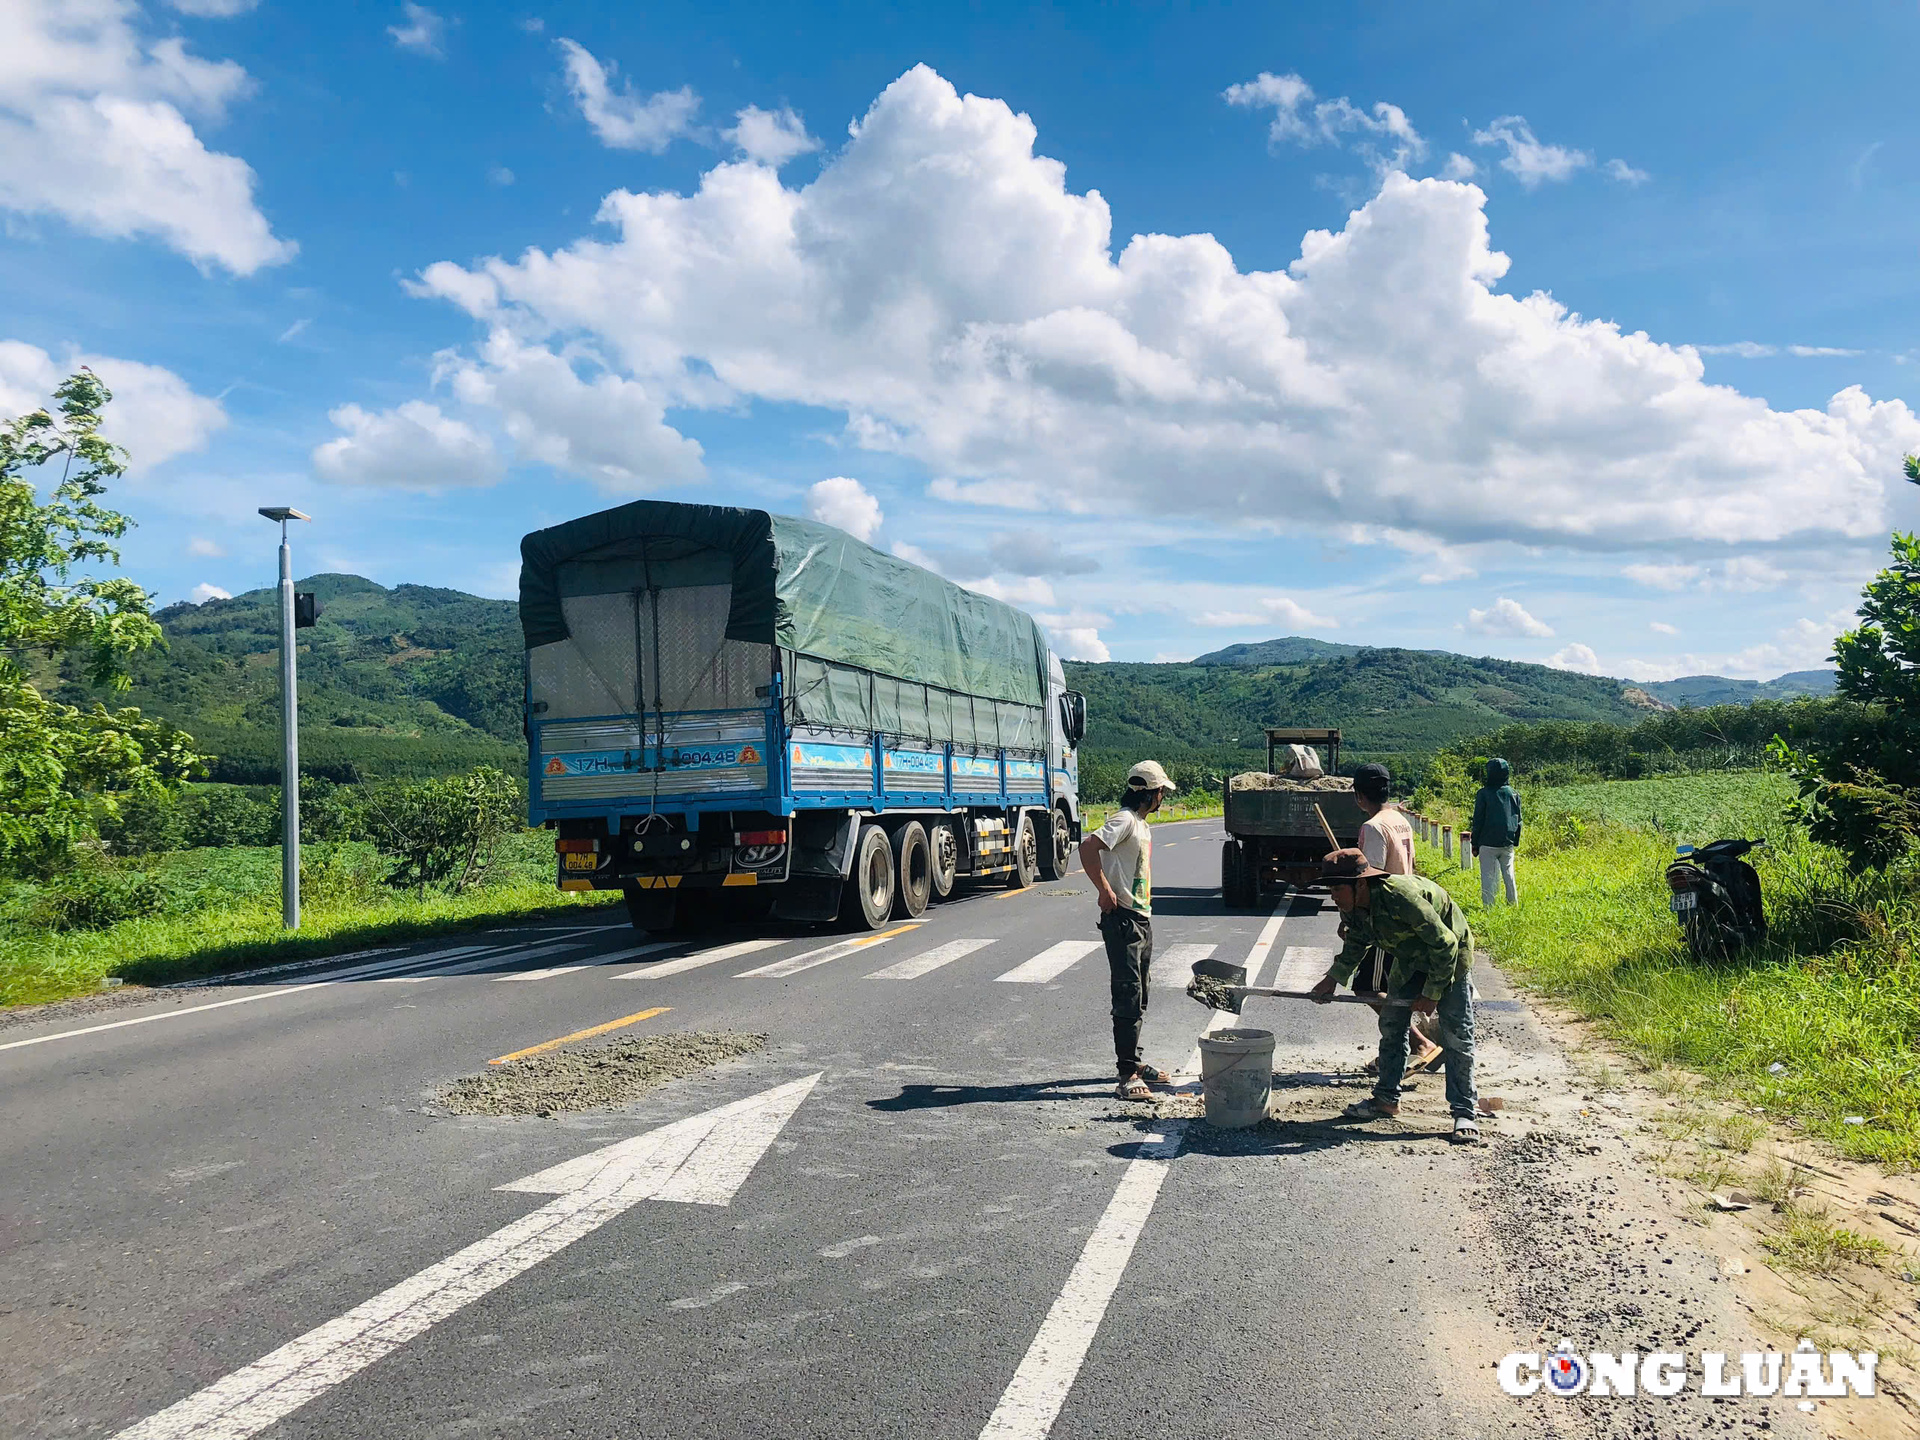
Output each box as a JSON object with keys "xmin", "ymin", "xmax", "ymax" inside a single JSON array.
[{"xmin": 258, "ymin": 507, "xmax": 311, "ymax": 929}]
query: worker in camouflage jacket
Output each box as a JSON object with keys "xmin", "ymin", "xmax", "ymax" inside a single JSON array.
[{"xmin": 1308, "ymin": 848, "xmax": 1481, "ymax": 1141}]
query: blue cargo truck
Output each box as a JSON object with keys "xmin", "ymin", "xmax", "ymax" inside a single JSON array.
[{"xmin": 519, "ymin": 500, "xmax": 1088, "ymax": 931}]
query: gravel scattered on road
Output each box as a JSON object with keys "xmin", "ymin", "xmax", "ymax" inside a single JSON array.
[{"xmin": 434, "ymin": 1031, "xmax": 767, "ymax": 1117}]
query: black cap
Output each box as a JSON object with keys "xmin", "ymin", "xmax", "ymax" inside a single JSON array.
[{"xmin": 1352, "ymin": 762, "xmax": 1391, "ymax": 802}]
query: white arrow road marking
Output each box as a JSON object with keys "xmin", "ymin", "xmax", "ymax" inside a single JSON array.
[
  {"xmin": 1150, "ymin": 943, "xmax": 1217, "ymax": 986},
  {"xmin": 612, "ymin": 937, "xmax": 782, "ymax": 979},
  {"xmin": 372, "ymin": 940, "xmax": 591, "ymax": 982},
  {"xmin": 993, "ymin": 940, "xmax": 1099, "ymax": 984},
  {"xmin": 864, "ymin": 937, "xmax": 994, "ymax": 980},
  {"xmin": 112, "ymin": 1073, "xmax": 822, "ymax": 1440}
]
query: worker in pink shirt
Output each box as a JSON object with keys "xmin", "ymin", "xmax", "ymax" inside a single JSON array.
[{"xmin": 1351, "ymin": 763, "xmax": 1442, "ymax": 1073}]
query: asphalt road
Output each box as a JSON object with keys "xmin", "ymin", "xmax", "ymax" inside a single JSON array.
[{"xmin": 1, "ymin": 820, "xmax": 1816, "ymax": 1440}]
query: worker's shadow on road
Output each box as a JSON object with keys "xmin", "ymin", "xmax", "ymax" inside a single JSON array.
[
  {"xmin": 867, "ymin": 1078, "xmax": 1115, "ymax": 1112},
  {"xmin": 1141, "ymin": 886, "xmax": 1334, "ymax": 919},
  {"xmin": 1101, "ymin": 1114, "xmax": 1452, "ymax": 1159}
]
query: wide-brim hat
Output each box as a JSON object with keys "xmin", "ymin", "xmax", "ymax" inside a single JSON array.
[
  {"xmin": 1126, "ymin": 760, "xmax": 1177, "ymax": 793},
  {"xmin": 1321, "ymin": 847, "xmax": 1388, "ymax": 883}
]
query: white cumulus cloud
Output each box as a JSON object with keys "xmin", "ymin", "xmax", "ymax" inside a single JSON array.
[
  {"xmin": 188, "ymin": 535, "xmax": 224, "ymax": 556},
  {"xmin": 399, "ymin": 65, "xmax": 1919, "ymax": 559},
  {"xmin": 804, "ymin": 476, "xmax": 883, "ymax": 541},
  {"xmin": 1049, "ymin": 626, "xmax": 1108, "ymax": 662},
  {"xmin": 312, "ymin": 400, "xmax": 503, "ymax": 490},
  {"xmin": 388, "ymin": 4, "xmax": 446, "ymax": 57},
  {"xmin": 1649, "ymin": 620, "xmax": 1679, "ymax": 635},
  {"xmin": 1197, "ymin": 595, "xmax": 1336, "ymax": 630},
  {"xmin": 725, "ymin": 105, "xmax": 819, "ymax": 167},
  {"xmin": 1472, "ymin": 116, "xmax": 1591, "ymax": 187},
  {"xmin": 168, "ymin": 0, "xmax": 258, "ymax": 14},
  {"xmin": 1603, "ymin": 158, "xmax": 1650, "ymax": 185},
  {"xmin": 189, "ymin": 581, "xmax": 229, "ymax": 602},
  {"xmin": 0, "ymin": 340, "xmax": 226, "ymax": 472},
  {"xmin": 440, "ymin": 330, "xmax": 702, "ymax": 491},
  {"xmin": 557, "ymin": 38, "xmax": 698, "ymax": 152},
  {"xmin": 1546, "ymin": 642, "xmax": 1601, "ymax": 673},
  {"xmin": 0, "ymin": 0, "xmax": 293, "ymax": 274},
  {"xmin": 1224, "ymin": 70, "xmax": 1425, "ymax": 172},
  {"xmin": 1466, "ymin": 596, "xmax": 1553, "ymax": 638}
]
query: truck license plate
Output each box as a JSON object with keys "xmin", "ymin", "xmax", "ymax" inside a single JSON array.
[
  {"xmin": 562, "ymin": 852, "xmax": 599, "ymax": 872},
  {"xmin": 1670, "ymin": 892, "xmax": 1697, "ymax": 913}
]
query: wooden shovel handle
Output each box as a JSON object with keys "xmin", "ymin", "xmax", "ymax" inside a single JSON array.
[{"xmin": 1312, "ymin": 803, "xmax": 1340, "ymax": 851}]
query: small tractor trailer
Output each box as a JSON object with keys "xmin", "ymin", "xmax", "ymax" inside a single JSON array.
[
  {"xmin": 519, "ymin": 500, "xmax": 1088, "ymax": 931},
  {"xmin": 1220, "ymin": 727, "xmax": 1365, "ymax": 908}
]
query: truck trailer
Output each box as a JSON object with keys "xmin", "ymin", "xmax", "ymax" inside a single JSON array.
[
  {"xmin": 1220, "ymin": 727, "xmax": 1365, "ymax": 907},
  {"xmin": 520, "ymin": 500, "xmax": 1088, "ymax": 931}
]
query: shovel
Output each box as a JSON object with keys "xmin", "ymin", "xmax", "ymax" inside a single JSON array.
[{"xmin": 1187, "ymin": 957, "xmax": 1416, "ymax": 1017}]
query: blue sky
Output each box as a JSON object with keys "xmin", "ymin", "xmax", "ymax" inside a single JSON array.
[{"xmin": 6, "ymin": 1, "xmax": 1920, "ymax": 678}]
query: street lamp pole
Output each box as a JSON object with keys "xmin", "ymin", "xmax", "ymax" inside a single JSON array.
[{"xmin": 259, "ymin": 507, "xmax": 311, "ymax": 929}]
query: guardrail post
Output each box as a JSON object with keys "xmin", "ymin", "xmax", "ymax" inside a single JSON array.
[{"xmin": 1441, "ymin": 825, "xmax": 1453, "ymax": 859}]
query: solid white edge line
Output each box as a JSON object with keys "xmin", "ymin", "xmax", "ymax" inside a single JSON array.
[
  {"xmin": 976, "ymin": 1124, "xmax": 1188, "ymax": 1440},
  {"xmin": 0, "ymin": 984, "xmax": 337, "ymax": 1054}
]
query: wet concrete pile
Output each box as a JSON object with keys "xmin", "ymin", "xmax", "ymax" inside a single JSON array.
[
  {"xmin": 435, "ymin": 1031, "xmax": 767, "ymax": 1118},
  {"xmin": 1184, "ymin": 974, "xmax": 1243, "ymax": 1013}
]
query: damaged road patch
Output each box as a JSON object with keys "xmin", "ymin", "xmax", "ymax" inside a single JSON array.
[{"xmin": 434, "ymin": 1031, "xmax": 768, "ymax": 1117}]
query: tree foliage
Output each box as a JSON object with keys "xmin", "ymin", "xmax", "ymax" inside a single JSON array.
[
  {"xmin": 359, "ymin": 765, "xmax": 523, "ymax": 896},
  {"xmin": 0, "ymin": 371, "xmax": 204, "ymax": 872},
  {"xmin": 1773, "ymin": 530, "xmax": 1920, "ymax": 867}
]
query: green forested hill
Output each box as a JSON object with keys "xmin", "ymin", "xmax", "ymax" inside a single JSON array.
[
  {"xmin": 1640, "ymin": 669, "xmax": 1836, "ymax": 706},
  {"xmin": 77, "ymin": 579, "xmax": 1825, "ymax": 788},
  {"xmin": 59, "ymin": 575, "xmax": 524, "ymax": 783},
  {"xmin": 1065, "ymin": 646, "xmax": 1657, "ymax": 774}
]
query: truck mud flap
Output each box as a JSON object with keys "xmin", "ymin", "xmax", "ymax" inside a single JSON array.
[{"xmin": 771, "ymin": 876, "xmax": 842, "ymax": 923}]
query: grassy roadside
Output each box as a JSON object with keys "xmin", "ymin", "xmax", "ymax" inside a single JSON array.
[
  {"xmin": 0, "ymin": 836, "xmax": 620, "ymax": 1009},
  {"xmin": 1412, "ymin": 773, "xmax": 1920, "ymax": 1169},
  {"xmin": 1080, "ymin": 797, "xmax": 1226, "ymax": 831}
]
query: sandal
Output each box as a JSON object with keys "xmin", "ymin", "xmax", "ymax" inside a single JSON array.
[
  {"xmin": 1115, "ymin": 1074, "xmax": 1150, "ymax": 1100},
  {"xmin": 1343, "ymin": 1097, "xmax": 1399, "ymax": 1120},
  {"xmin": 1135, "ymin": 1064, "xmax": 1174, "ymax": 1087}
]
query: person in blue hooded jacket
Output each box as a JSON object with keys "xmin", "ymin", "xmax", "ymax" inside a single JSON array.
[{"xmin": 1468, "ymin": 758, "xmax": 1521, "ymax": 907}]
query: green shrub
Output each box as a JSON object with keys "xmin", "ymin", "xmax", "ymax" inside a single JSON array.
[
  {"xmin": 361, "ymin": 764, "xmax": 524, "ymax": 896},
  {"xmin": 32, "ymin": 865, "xmax": 167, "ymax": 931},
  {"xmin": 97, "ymin": 788, "xmax": 188, "ymax": 856}
]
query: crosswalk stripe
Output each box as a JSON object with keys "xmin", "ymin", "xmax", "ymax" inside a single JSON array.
[
  {"xmin": 611, "ymin": 938, "xmax": 783, "ymax": 979},
  {"xmin": 1151, "ymin": 942, "xmax": 1218, "ymax": 986},
  {"xmin": 372, "ymin": 941, "xmax": 582, "ymax": 983},
  {"xmin": 993, "ymin": 940, "xmax": 1100, "ymax": 984},
  {"xmin": 735, "ymin": 927, "xmax": 908, "ymax": 978},
  {"xmin": 492, "ymin": 942, "xmax": 676, "ymax": 982},
  {"xmin": 1271, "ymin": 944, "xmax": 1334, "ymax": 991},
  {"xmin": 865, "ymin": 938, "xmax": 995, "ymax": 981}
]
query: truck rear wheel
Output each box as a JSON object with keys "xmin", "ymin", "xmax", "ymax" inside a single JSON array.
[
  {"xmin": 1007, "ymin": 811, "xmax": 1040, "ymax": 889},
  {"xmin": 928, "ymin": 822, "xmax": 958, "ymax": 900},
  {"xmin": 1221, "ymin": 840, "xmax": 1253, "ymax": 909},
  {"xmin": 623, "ymin": 883, "xmax": 677, "ymax": 934},
  {"xmin": 891, "ymin": 821, "xmax": 931, "ymax": 919},
  {"xmin": 1039, "ymin": 805, "xmax": 1072, "ymax": 881},
  {"xmin": 841, "ymin": 823, "xmax": 897, "ymax": 930}
]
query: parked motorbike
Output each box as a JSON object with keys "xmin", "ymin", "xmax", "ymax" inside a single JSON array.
[{"xmin": 1664, "ymin": 838, "xmax": 1768, "ymax": 960}]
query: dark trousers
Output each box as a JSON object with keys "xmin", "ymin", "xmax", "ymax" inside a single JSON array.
[{"xmin": 1100, "ymin": 907, "xmax": 1153, "ymax": 1077}]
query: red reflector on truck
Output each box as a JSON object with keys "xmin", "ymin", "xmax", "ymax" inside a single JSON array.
[
  {"xmin": 555, "ymin": 838, "xmax": 599, "ymax": 853},
  {"xmin": 734, "ymin": 829, "xmax": 788, "ymax": 846}
]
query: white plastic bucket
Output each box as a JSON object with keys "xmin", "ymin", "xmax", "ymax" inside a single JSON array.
[{"xmin": 1198, "ymin": 1028, "xmax": 1276, "ymax": 1129}]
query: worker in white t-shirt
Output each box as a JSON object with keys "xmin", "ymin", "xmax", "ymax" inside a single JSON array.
[
  {"xmin": 1078, "ymin": 760, "xmax": 1177, "ymax": 1100},
  {"xmin": 1352, "ymin": 763, "xmax": 1442, "ymax": 1074}
]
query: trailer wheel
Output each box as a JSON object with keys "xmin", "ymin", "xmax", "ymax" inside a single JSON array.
[
  {"xmin": 840, "ymin": 823, "xmax": 897, "ymax": 930},
  {"xmin": 623, "ymin": 883, "xmax": 677, "ymax": 934},
  {"xmin": 1222, "ymin": 840, "xmax": 1256, "ymax": 909},
  {"xmin": 1007, "ymin": 811, "xmax": 1040, "ymax": 889},
  {"xmin": 891, "ymin": 821, "xmax": 932, "ymax": 919},
  {"xmin": 1039, "ymin": 805, "xmax": 1072, "ymax": 881},
  {"xmin": 928, "ymin": 822, "xmax": 958, "ymax": 900}
]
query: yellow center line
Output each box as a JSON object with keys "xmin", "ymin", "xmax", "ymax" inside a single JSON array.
[
  {"xmin": 488, "ymin": 1006, "xmax": 671, "ymax": 1066},
  {"xmin": 860, "ymin": 924, "xmax": 916, "ymax": 942}
]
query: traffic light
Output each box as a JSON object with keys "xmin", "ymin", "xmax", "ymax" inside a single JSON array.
[{"xmin": 294, "ymin": 592, "xmax": 320, "ymax": 628}]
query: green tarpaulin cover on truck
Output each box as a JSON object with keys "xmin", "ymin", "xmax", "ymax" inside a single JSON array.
[{"xmin": 520, "ymin": 500, "xmax": 1050, "ymax": 736}]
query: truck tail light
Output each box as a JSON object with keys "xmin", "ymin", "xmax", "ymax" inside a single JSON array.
[
  {"xmin": 555, "ymin": 838, "xmax": 600, "ymax": 854},
  {"xmin": 734, "ymin": 829, "xmax": 788, "ymax": 846}
]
